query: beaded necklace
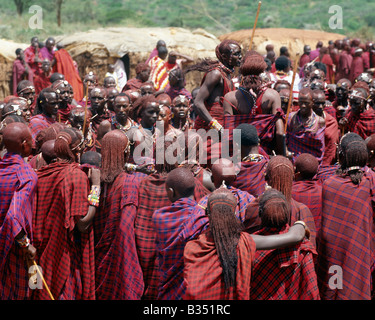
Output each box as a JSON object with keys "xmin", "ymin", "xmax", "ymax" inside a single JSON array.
[{"xmin": 242, "ymin": 153, "xmax": 264, "ymax": 162}]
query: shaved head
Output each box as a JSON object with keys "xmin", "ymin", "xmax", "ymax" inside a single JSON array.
[
  {"xmin": 166, "ymin": 167, "xmax": 195, "ymax": 200},
  {"xmin": 41, "ymin": 139, "xmax": 56, "ymax": 164},
  {"xmin": 211, "ymin": 158, "xmax": 237, "ymax": 188},
  {"xmin": 2, "ymin": 122, "xmax": 32, "ymax": 156}
]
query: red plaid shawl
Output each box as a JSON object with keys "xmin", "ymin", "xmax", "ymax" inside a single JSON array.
[
  {"xmin": 33, "ymin": 162, "xmax": 95, "ymax": 300},
  {"xmin": 57, "ymin": 104, "xmax": 74, "ymax": 123},
  {"xmin": 287, "ymin": 111, "xmax": 325, "ymax": 163},
  {"xmin": 346, "ymin": 108, "xmax": 375, "ymax": 140},
  {"xmin": 251, "ymin": 225, "xmax": 319, "ymax": 300},
  {"xmin": 134, "ymin": 173, "xmax": 209, "ymax": 299},
  {"xmin": 94, "ymin": 172, "xmax": 144, "ymax": 300},
  {"xmin": 224, "ymin": 109, "xmax": 285, "ymax": 155},
  {"xmin": 322, "ymin": 112, "xmax": 339, "ymax": 166},
  {"xmin": 316, "ymin": 163, "xmax": 339, "ymax": 185},
  {"xmin": 317, "ymin": 167, "xmax": 375, "ymax": 300},
  {"xmin": 28, "ymin": 114, "xmax": 55, "ymax": 147},
  {"xmin": 183, "ymin": 230, "xmax": 256, "ymax": 300},
  {"xmin": 232, "ymin": 157, "xmax": 268, "ymax": 198},
  {"xmin": 244, "ymin": 198, "xmax": 317, "ymax": 249},
  {"xmin": 152, "ymin": 197, "xmax": 209, "ymax": 300},
  {"xmin": 0, "ymin": 153, "xmax": 37, "ymax": 299},
  {"xmin": 292, "ymin": 179, "xmax": 323, "ymax": 234}
]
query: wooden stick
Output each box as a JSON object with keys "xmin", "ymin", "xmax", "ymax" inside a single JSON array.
[
  {"xmin": 284, "ymin": 52, "xmax": 300, "ymax": 132},
  {"xmin": 82, "ymin": 83, "xmax": 89, "ymax": 138},
  {"xmin": 33, "ymin": 260, "xmax": 55, "ymax": 300},
  {"xmin": 249, "ymin": 1, "xmax": 262, "ymax": 51}
]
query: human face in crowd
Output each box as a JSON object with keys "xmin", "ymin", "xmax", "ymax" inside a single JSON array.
[
  {"xmin": 83, "ymin": 73, "xmax": 97, "ymax": 94},
  {"xmin": 349, "ymin": 90, "xmax": 367, "ymax": 114},
  {"xmin": 18, "ymin": 86, "xmax": 35, "ymax": 106},
  {"xmin": 142, "ymin": 102, "xmax": 159, "ymax": 128},
  {"xmin": 89, "ymin": 88, "xmax": 106, "ymax": 114},
  {"xmin": 43, "ymin": 92, "xmax": 59, "ymax": 117},
  {"xmin": 114, "ymin": 96, "xmax": 131, "ymax": 124},
  {"xmin": 41, "ymin": 60, "xmax": 51, "ymax": 73},
  {"xmin": 104, "ymin": 77, "xmax": 116, "ymax": 88},
  {"xmin": 139, "ymin": 68, "xmax": 151, "ymax": 82},
  {"xmin": 227, "ymin": 44, "xmax": 242, "ymax": 68},
  {"xmin": 140, "ymin": 84, "xmax": 154, "ymax": 96},
  {"xmin": 336, "ymin": 82, "xmax": 349, "ymax": 100},
  {"xmin": 46, "ymin": 39, "xmax": 55, "ymax": 51},
  {"xmin": 298, "ymin": 93, "xmax": 314, "ymax": 118},
  {"xmin": 157, "ymin": 106, "xmax": 172, "ymax": 125},
  {"xmin": 312, "ymin": 93, "xmax": 326, "ymax": 117},
  {"xmin": 17, "ymin": 99, "xmax": 32, "ymax": 122},
  {"xmin": 56, "ymin": 82, "xmax": 71, "ymax": 106},
  {"xmin": 106, "ymin": 88, "xmax": 119, "ymax": 111},
  {"xmin": 172, "ymin": 97, "xmax": 189, "ymax": 120},
  {"xmin": 69, "ymin": 108, "xmax": 85, "ymax": 130}
]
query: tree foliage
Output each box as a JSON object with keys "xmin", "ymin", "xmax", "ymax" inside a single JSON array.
[{"xmin": 1, "ymin": 0, "xmax": 374, "ymax": 43}]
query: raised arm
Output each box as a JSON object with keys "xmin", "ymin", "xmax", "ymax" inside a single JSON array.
[{"xmin": 250, "ymin": 221, "xmax": 309, "ymax": 250}]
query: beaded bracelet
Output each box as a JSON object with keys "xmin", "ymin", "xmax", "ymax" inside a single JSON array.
[
  {"xmin": 293, "ymin": 220, "xmax": 306, "ymax": 229},
  {"xmin": 209, "ymin": 119, "xmax": 223, "ymax": 132},
  {"xmin": 88, "ymin": 185, "xmax": 101, "ymax": 207},
  {"xmin": 125, "ymin": 163, "xmax": 138, "ymax": 173},
  {"xmin": 16, "ymin": 234, "xmax": 30, "ymax": 248}
]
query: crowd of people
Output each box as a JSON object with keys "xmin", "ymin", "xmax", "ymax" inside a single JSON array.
[{"xmin": 1, "ymin": 33, "xmax": 375, "ymax": 300}]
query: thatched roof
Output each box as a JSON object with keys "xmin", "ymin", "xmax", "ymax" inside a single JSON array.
[
  {"xmin": 0, "ymin": 39, "xmax": 28, "ymax": 100},
  {"xmin": 219, "ymin": 28, "xmax": 347, "ymax": 60},
  {"xmin": 54, "ymin": 27, "xmax": 220, "ymax": 91},
  {"xmin": 55, "ymin": 27, "xmax": 219, "ymax": 58}
]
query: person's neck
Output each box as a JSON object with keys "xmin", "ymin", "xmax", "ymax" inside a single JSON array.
[
  {"xmin": 164, "ymin": 123, "xmax": 173, "ymax": 134},
  {"xmin": 241, "ymin": 146, "xmax": 260, "ymax": 159},
  {"xmin": 337, "ymin": 96, "xmax": 348, "ymax": 106},
  {"xmin": 59, "ymin": 101, "xmax": 69, "ymax": 110},
  {"xmin": 299, "ymin": 110, "xmax": 313, "ymax": 122},
  {"xmin": 116, "ymin": 115, "xmax": 129, "ymax": 126},
  {"xmin": 219, "ymin": 62, "xmax": 234, "ymax": 74},
  {"xmin": 141, "ymin": 120, "xmax": 154, "ymax": 131},
  {"xmin": 172, "ymin": 117, "xmax": 187, "ymax": 129}
]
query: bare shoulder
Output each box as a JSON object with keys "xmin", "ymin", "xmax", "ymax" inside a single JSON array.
[{"xmin": 263, "ymin": 87, "xmax": 280, "ymax": 99}]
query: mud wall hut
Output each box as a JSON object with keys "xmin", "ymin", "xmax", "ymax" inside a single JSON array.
[{"xmin": 55, "ymin": 27, "xmax": 220, "ymax": 93}]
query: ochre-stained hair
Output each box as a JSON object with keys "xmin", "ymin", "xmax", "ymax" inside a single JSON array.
[
  {"xmin": 100, "ymin": 129, "xmax": 129, "ymax": 183},
  {"xmin": 265, "ymin": 155, "xmax": 294, "ymax": 202},
  {"xmin": 207, "ymin": 187, "xmax": 242, "ymax": 293},
  {"xmin": 259, "ymin": 188, "xmax": 290, "ymax": 229}
]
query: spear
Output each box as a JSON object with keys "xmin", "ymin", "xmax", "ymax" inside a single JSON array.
[
  {"xmin": 249, "ymin": 1, "xmax": 262, "ymax": 51},
  {"xmin": 82, "ymin": 83, "xmax": 89, "ymax": 138},
  {"xmin": 284, "ymin": 52, "xmax": 300, "ymax": 132},
  {"xmin": 32, "ymin": 260, "xmax": 55, "ymax": 300}
]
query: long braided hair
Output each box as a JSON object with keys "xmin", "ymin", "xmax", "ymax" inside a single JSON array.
[
  {"xmin": 54, "ymin": 127, "xmax": 83, "ymax": 163},
  {"xmin": 207, "ymin": 187, "xmax": 243, "ymax": 293},
  {"xmin": 265, "ymin": 155, "xmax": 294, "ymax": 204},
  {"xmin": 100, "ymin": 129, "xmax": 130, "ymax": 183},
  {"xmin": 258, "ymin": 188, "xmax": 290, "ymax": 229}
]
